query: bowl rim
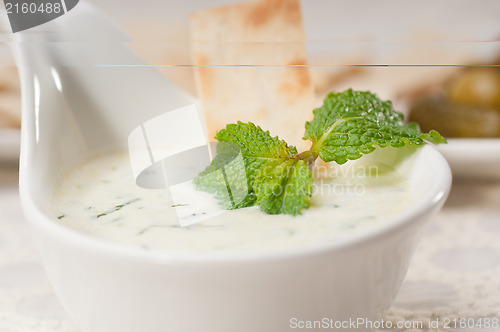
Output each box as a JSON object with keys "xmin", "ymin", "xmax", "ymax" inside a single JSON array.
[{"xmin": 19, "ymin": 144, "xmax": 452, "ymax": 265}]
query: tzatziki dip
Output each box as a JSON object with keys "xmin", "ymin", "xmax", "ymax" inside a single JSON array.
[{"xmin": 50, "ymin": 149, "xmax": 413, "ymax": 253}]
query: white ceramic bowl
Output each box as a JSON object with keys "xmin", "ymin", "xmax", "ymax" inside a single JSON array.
[
  {"xmin": 20, "ymin": 138, "xmax": 450, "ymax": 332},
  {"xmin": 12, "ymin": 3, "xmax": 451, "ymax": 332}
]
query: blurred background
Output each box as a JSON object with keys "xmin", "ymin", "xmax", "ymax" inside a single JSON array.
[{"xmin": 2, "ymin": 0, "xmax": 500, "ymax": 160}]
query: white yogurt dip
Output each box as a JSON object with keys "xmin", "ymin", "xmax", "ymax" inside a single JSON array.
[{"xmin": 50, "ymin": 150, "xmax": 413, "ymax": 253}]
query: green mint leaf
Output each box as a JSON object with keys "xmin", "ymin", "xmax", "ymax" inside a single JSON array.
[
  {"xmin": 214, "ymin": 121, "xmax": 298, "ymax": 185},
  {"xmin": 304, "ymin": 89, "xmax": 446, "ymax": 164},
  {"xmin": 193, "ymin": 141, "xmax": 256, "ymax": 209},
  {"xmin": 253, "ymin": 159, "xmax": 313, "ymax": 215},
  {"xmin": 194, "ymin": 121, "xmax": 298, "ymax": 210}
]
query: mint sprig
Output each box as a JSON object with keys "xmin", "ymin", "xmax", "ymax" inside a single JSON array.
[
  {"xmin": 194, "ymin": 89, "xmax": 446, "ymax": 216},
  {"xmin": 193, "ymin": 122, "xmax": 303, "ymax": 213},
  {"xmin": 305, "ymin": 89, "xmax": 445, "ymax": 164}
]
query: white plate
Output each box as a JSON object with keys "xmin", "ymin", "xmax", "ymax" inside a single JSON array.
[
  {"xmin": 436, "ymin": 139, "xmax": 500, "ymax": 179},
  {"xmin": 0, "ymin": 128, "xmax": 20, "ymax": 163}
]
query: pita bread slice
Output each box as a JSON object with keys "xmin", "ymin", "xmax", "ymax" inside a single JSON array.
[
  {"xmin": 190, "ymin": 0, "xmax": 315, "ymax": 149},
  {"xmin": 0, "ymin": 67, "xmax": 21, "ymax": 129}
]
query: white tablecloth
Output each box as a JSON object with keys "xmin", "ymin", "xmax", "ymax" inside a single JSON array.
[{"xmin": 1, "ymin": 161, "xmax": 499, "ymax": 332}]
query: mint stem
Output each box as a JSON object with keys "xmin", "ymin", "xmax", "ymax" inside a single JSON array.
[{"xmin": 295, "ymin": 150, "xmax": 317, "ymax": 167}]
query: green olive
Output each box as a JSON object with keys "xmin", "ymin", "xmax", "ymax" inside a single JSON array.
[
  {"xmin": 409, "ymin": 95, "xmax": 500, "ymax": 138},
  {"xmin": 447, "ymin": 67, "xmax": 500, "ymax": 109}
]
